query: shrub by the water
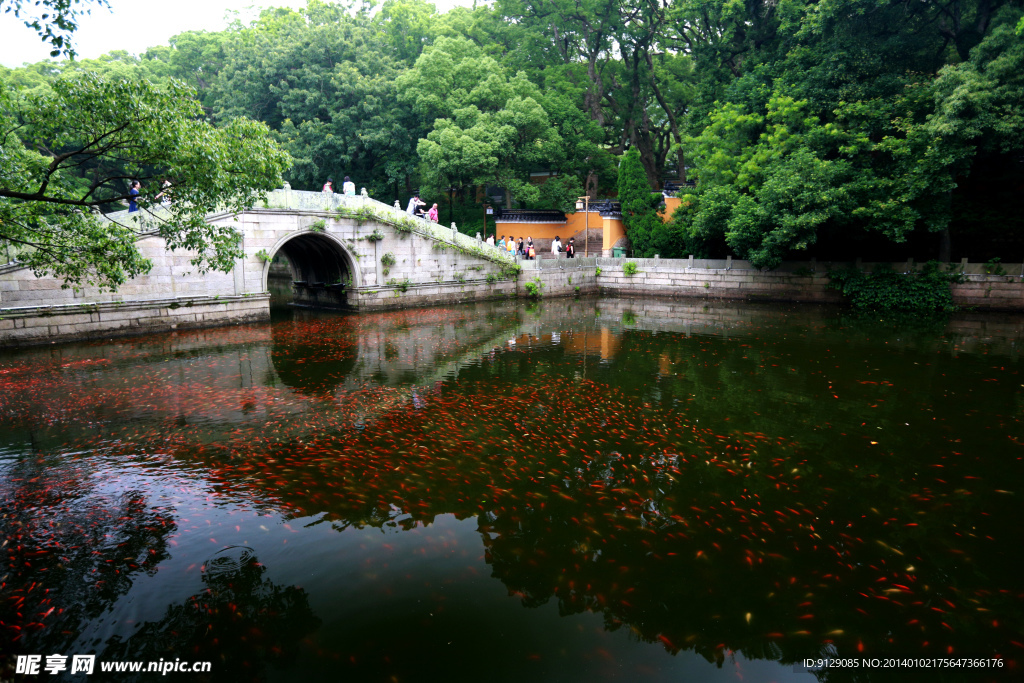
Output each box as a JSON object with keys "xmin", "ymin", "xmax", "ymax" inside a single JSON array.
[{"xmin": 827, "ymin": 262, "xmax": 966, "ymax": 312}]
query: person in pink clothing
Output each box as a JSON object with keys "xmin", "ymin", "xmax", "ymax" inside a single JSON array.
[{"xmin": 428, "ymin": 203, "xmax": 439, "ymax": 222}]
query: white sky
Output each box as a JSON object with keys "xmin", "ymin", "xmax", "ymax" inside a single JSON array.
[{"xmin": 1, "ymin": 0, "xmax": 474, "ymax": 68}]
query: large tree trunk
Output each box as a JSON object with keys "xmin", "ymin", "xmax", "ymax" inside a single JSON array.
[{"xmin": 939, "ymin": 226, "xmax": 952, "ymax": 263}]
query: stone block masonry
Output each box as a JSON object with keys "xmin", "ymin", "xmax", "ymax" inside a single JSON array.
[
  {"xmin": 0, "ymin": 295, "xmax": 269, "ymax": 347},
  {"xmin": 529, "ymin": 258, "xmax": 1024, "ymax": 310}
]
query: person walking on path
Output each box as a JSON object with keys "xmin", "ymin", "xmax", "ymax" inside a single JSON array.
[
  {"xmin": 566, "ymin": 238, "xmax": 575, "ymax": 259},
  {"xmin": 343, "ymin": 176, "xmax": 356, "ymax": 196},
  {"xmin": 517, "ymin": 237, "xmax": 525, "ymax": 257},
  {"xmin": 322, "ymin": 178, "xmax": 334, "ymax": 193},
  {"xmin": 551, "ymin": 236, "xmax": 561, "ymax": 257},
  {"xmin": 527, "ymin": 237, "xmax": 535, "ymax": 260}
]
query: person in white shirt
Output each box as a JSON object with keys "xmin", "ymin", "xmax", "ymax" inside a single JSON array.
[
  {"xmin": 551, "ymin": 236, "xmax": 562, "ymax": 256},
  {"xmin": 343, "ymin": 176, "xmax": 356, "ymax": 196},
  {"xmin": 486, "ymin": 235, "xmax": 495, "ymax": 246}
]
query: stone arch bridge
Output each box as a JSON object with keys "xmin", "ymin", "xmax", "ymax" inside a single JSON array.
[{"xmin": 0, "ymin": 189, "xmax": 523, "ymax": 345}]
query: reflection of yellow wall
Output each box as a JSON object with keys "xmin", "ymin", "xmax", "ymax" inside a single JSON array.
[{"xmin": 562, "ymin": 327, "xmax": 620, "ymax": 360}]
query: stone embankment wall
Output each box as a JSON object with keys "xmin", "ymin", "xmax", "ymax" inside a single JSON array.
[{"xmin": 525, "ymin": 257, "xmax": 1024, "ymax": 310}]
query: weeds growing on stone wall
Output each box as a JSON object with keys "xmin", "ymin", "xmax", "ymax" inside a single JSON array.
[
  {"xmin": 355, "ymin": 206, "xmax": 377, "ymax": 224},
  {"xmin": 827, "ymin": 261, "xmax": 966, "ymax": 312},
  {"xmin": 367, "ymin": 229, "xmax": 385, "ymax": 241},
  {"xmin": 386, "ymin": 278, "xmax": 411, "ymax": 293},
  {"xmin": 524, "ymin": 277, "xmax": 544, "ymax": 298},
  {"xmin": 381, "ymin": 252, "xmax": 396, "ymax": 276},
  {"xmin": 985, "ymin": 258, "xmax": 1007, "ymax": 276},
  {"xmin": 623, "ymin": 261, "xmax": 639, "ymax": 276},
  {"xmin": 595, "ymin": 267, "xmax": 602, "ymax": 276},
  {"xmin": 309, "ymin": 219, "xmax": 327, "ymax": 232},
  {"xmin": 255, "ymin": 249, "xmax": 270, "ymax": 263}
]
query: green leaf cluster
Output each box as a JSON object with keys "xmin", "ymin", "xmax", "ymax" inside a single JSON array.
[
  {"xmin": 827, "ymin": 262, "xmax": 966, "ymax": 312},
  {"xmin": 0, "ymin": 73, "xmax": 289, "ymax": 289}
]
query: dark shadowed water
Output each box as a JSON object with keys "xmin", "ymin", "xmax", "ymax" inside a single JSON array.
[{"xmin": 1, "ymin": 297, "xmax": 1022, "ymax": 682}]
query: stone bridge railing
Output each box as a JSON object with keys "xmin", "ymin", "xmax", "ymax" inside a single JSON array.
[{"xmin": 257, "ymin": 187, "xmax": 519, "ymax": 269}]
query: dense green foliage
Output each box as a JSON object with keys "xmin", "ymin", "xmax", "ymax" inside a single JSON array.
[
  {"xmin": 827, "ymin": 262, "xmax": 967, "ymax": 312},
  {"xmin": 0, "ymin": 74, "xmax": 289, "ymax": 288},
  {"xmin": 617, "ymin": 149, "xmax": 664, "ymax": 257},
  {"xmin": 674, "ymin": 0, "xmax": 1024, "ymax": 268},
  {"xmin": 3, "ymin": 0, "xmax": 1023, "ymax": 270}
]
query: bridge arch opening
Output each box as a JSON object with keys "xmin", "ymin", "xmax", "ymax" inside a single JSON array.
[{"xmin": 264, "ymin": 232, "xmax": 357, "ymax": 310}]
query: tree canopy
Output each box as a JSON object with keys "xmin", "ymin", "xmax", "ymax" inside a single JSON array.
[
  {"xmin": 0, "ymin": 74, "xmax": 290, "ymax": 289},
  {"xmin": 3, "ymin": 0, "xmax": 1023, "ymax": 266}
]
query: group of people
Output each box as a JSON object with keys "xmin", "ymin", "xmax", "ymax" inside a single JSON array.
[
  {"xmin": 322, "ymin": 176, "xmax": 357, "ymax": 196},
  {"xmin": 127, "ymin": 179, "xmax": 172, "ymax": 213},
  {"xmin": 405, "ymin": 194, "xmax": 439, "ymax": 222},
  {"xmin": 492, "ymin": 235, "xmax": 576, "ymax": 260}
]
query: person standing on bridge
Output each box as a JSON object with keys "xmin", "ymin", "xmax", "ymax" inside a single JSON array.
[
  {"xmin": 155, "ymin": 179, "xmax": 172, "ymax": 207},
  {"xmin": 428, "ymin": 203, "xmax": 439, "ymax": 222},
  {"xmin": 128, "ymin": 180, "xmax": 140, "ymax": 213},
  {"xmin": 406, "ymin": 194, "xmax": 424, "ymax": 215},
  {"xmin": 322, "ymin": 178, "xmax": 334, "ymax": 193},
  {"xmin": 343, "ymin": 176, "xmax": 356, "ymax": 196}
]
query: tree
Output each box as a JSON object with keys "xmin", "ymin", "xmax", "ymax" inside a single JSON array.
[
  {"xmin": 402, "ymin": 37, "xmax": 565, "ymax": 208},
  {"xmin": 617, "ymin": 148, "xmax": 664, "ymax": 257},
  {"xmin": 670, "ymin": 0, "xmax": 1024, "ymax": 267},
  {"xmin": 1, "ymin": 0, "xmax": 108, "ymax": 57},
  {"xmin": 205, "ymin": 2, "xmax": 419, "ymax": 198},
  {"xmin": 0, "ymin": 73, "xmax": 291, "ymax": 289}
]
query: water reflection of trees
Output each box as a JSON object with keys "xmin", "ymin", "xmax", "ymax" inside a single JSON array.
[
  {"xmin": 103, "ymin": 548, "xmax": 320, "ymax": 682},
  {"xmin": 0, "ymin": 454, "xmax": 176, "ymax": 655}
]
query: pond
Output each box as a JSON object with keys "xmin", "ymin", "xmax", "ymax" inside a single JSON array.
[{"xmin": 1, "ymin": 297, "xmax": 1021, "ymax": 681}]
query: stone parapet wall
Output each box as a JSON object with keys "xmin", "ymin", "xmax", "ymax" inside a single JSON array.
[
  {"xmin": 0, "ymin": 234, "xmax": 237, "ymax": 309},
  {"xmin": 0, "ymin": 294, "xmax": 269, "ymax": 347}
]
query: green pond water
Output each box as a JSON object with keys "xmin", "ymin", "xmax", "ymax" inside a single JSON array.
[{"xmin": 1, "ymin": 297, "xmax": 1022, "ymax": 682}]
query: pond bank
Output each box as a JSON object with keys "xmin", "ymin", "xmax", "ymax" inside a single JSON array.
[
  {"xmin": 3, "ymin": 257, "xmax": 1023, "ymax": 347},
  {"xmin": 526, "ymin": 257, "xmax": 1024, "ymax": 310}
]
